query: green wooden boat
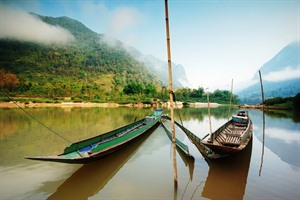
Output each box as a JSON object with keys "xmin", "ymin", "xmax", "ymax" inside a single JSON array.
[{"xmin": 26, "ymin": 109, "xmax": 162, "ymax": 164}]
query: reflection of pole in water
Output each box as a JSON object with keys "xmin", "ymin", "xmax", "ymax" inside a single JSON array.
[
  {"xmin": 259, "ymin": 70, "xmax": 265, "ymax": 176},
  {"xmin": 259, "ymin": 111, "xmax": 265, "ymax": 176},
  {"xmin": 164, "ymin": 0, "xmax": 178, "ymax": 189}
]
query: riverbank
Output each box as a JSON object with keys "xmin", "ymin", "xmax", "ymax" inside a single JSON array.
[
  {"xmin": 0, "ymin": 101, "xmax": 152, "ymax": 108},
  {"xmin": 0, "ymin": 101, "xmax": 292, "ymax": 110},
  {"xmin": 0, "ymin": 101, "xmax": 220, "ymax": 108},
  {"xmin": 238, "ymin": 104, "xmax": 293, "ymax": 110}
]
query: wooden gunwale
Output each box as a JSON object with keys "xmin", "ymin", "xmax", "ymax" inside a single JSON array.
[
  {"xmin": 25, "ymin": 110, "xmax": 162, "ymax": 163},
  {"xmin": 201, "ymin": 117, "xmax": 252, "ymax": 154}
]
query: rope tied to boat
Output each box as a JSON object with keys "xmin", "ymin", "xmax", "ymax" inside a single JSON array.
[
  {"xmin": 1, "ymin": 90, "xmax": 73, "ymax": 144},
  {"xmin": 170, "ymin": 90, "xmax": 185, "ymax": 131}
]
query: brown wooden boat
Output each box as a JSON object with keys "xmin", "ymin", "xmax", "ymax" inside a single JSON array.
[
  {"xmin": 163, "ymin": 110, "xmax": 253, "ymax": 159},
  {"xmin": 201, "ymin": 110, "xmax": 253, "ymax": 155}
]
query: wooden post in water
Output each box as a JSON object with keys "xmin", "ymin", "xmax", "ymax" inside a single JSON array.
[
  {"xmin": 164, "ymin": 0, "xmax": 178, "ymax": 189},
  {"xmin": 259, "ymin": 70, "xmax": 265, "ymax": 108},
  {"xmin": 228, "ymin": 79, "xmax": 233, "ymax": 121},
  {"xmin": 206, "ymin": 89, "xmax": 213, "ymax": 142},
  {"xmin": 259, "ymin": 70, "xmax": 265, "ymax": 176}
]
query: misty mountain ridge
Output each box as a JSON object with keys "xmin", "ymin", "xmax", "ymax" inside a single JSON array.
[
  {"xmin": 125, "ymin": 46, "xmax": 190, "ymax": 88},
  {"xmin": 1, "ymin": 11, "xmax": 297, "ymax": 103},
  {"xmin": 0, "ymin": 13, "xmax": 188, "ymax": 96},
  {"xmin": 238, "ymin": 42, "xmax": 300, "ymax": 104},
  {"xmin": 35, "ymin": 14, "xmax": 189, "ymax": 88}
]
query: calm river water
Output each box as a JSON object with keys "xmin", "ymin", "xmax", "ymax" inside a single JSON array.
[{"xmin": 0, "ymin": 106, "xmax": 299, "ymax": 200}]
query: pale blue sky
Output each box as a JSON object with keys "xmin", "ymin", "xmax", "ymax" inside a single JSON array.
[{"xmin": 1, "ymin": 0, "xmax": 299, "ymax": 91}]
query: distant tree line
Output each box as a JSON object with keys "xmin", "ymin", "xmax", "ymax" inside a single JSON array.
[
  {"xmin": 1, "ymin": 68, "xmax": 239, "ymax": 104},
  {"xmin": 170, "ymin": 87, "xmax": 239, "ymax": 104},
  {"xmin": 264, "ymin": 93, "xmax": 300, "ymax": 110}
]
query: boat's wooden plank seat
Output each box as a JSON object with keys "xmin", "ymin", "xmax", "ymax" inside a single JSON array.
[
  {"xmin": 219, "ymin": 132, "xmax": 241, "ymax": 146},
  {"xmin": 215, "ymin": 124, "xmax": 242, "ymax": 146},
  {"xmin": 215, "ymin": 132, "xmax": 226, "ymax": 143}
]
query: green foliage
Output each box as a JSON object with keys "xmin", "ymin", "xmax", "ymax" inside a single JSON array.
[
  {"xmin": 264, "ymin": 93, "xmax": 299, "ymax": 109},
  {"xmin": 173, "ymin": 87, "xmax": 239, "ymax": 104},
  {"xmin": 265, "ymin": 97, "xmax": 286, "ymax": 105},
  {"xmin": 123, "ymin": 81, "xmax": 143, "ymax": 95},
  {"xmin": 0, "ymin": 15, "xmax": 162, "ymax": 101},
  {"xmin": 293, "ymin": 93, "xmax": 300, "ymax": 110},
  {"xmin": 144, "ymin": 84, "xmax": 157, "ymax": 97}
]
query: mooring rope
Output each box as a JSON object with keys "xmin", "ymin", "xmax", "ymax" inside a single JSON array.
[
  {"xmin": 170, "ymin": 90, "xmax": 184, "ymax": 127},
  {"xmin": 1, "ymin": 91, "xmax": 73, "ymax": 144}
]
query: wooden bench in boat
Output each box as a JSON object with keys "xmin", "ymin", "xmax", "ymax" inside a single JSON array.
[
  {"xmin": 214, "ymin": 124, "xmax": 243, "ymax": 146},
  {"xmin": 221, "ymin": 135, "xmax": 241, "ymax": 146}
]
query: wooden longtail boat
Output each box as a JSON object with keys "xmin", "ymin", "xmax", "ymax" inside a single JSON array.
[
  {"xmin": 163, "ymin": 110, "xmax": 253, "ymax": 159},
  {"xmin": 47, "ymin": 127, "xmax": 154, "ymax": 199},
  {"xmin": 25, "ymin": 109, "xmax": 162, "ymax": 164},
  {"xmin": 201, "ymin": 110, "xmax": 253, "ymax": 156}
]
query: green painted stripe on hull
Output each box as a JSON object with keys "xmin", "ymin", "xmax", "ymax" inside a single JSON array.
[
  {"xmin": 62, "ymin": 119, "xmax": 145, "ymax": 155},
  {"xmin": 26, "ymin": 110, "xmax": 163, "ymax": 163}
]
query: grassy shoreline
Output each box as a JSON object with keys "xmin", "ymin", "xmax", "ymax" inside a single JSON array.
[{"xmin": 0, "ymin": 96, "xmax": 295, "ymax": 110}]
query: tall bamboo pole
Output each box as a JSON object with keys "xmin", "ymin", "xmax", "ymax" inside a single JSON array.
[
  {"xmin": 259, "ymin": 70, "xmax": 265, "ymax": 108},
  {"xmin": 259, "ymin": 70, "xmax": 265, "ymax": 176},
  {"xmin": 164, "ymin": 0, "xmax": 178, "ymax": 189},
  {"xmin": 228, "ymin": 79, "xmax": 233, "ymax": 120},
  {"xmin": 206, "ymin": 89, "xmax": 213, "ymax": 142}
]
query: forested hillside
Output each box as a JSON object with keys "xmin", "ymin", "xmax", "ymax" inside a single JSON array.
[
  {"xmin": 0, "ymin": 15, "xmax": 162, "ymax": 102},
  {"xmin": 0, "ymin": 13, "xmax": 240, "ymax": 105}
]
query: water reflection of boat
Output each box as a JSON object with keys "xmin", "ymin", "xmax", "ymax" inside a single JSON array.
[
  {"xmin": 26, "ymin": 110, "xmax": 162, "ymax": 164},
  {"xmin": 177, "ymin": 146, "xmax": 195, "ymax": 181},
  {"xmin": 161, "ymin": 120, "xmax": 192, "ymax": 157},
  {"xmin": 201, "ymin": 137, "xmax": 252, "ymax": 200},
  {"xmin": 47, "ymin": 125, "xmax": 157, "ymax": 200},
  {"xmin": 161, "ymin": 119, "xmax": 195, "ymax": 180}
]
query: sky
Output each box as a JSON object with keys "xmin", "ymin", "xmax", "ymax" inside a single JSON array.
[{"xmin": 0, "ymin": 0, "xmax": 299, "ymax": 91}]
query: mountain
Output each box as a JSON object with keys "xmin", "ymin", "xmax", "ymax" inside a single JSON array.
[
  {"xmin": 125, "ymin": 46, "xmax": 189, "ymax": 88},
  {"xmin": 238, "ymin": 42, "xmax": 300, "ymax": 104},
  {"xmin": 0, "ymin": 14, "xmax": 188, "ymax": 99},
  {"xmin": 36, "ymin": 14, "xmax": 189, "ymax": 88}
]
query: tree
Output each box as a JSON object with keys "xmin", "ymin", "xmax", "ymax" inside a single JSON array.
[
  {"xmin": 293, "ymin": 93, "xmax": 300, "ymax": 110},
  {"xmin": 0, "ymin": 69, "xmax": 19, "ymax": 91},
  {"xmin": 190, "ymin": 87, "xmax": 204, "ymax": 98},
  {"xmin": 123, "ymin": 82, "xmax": 143, "ymax": 95},
  {"xmin": 144, "ymin": 84, "xmax": 157, "ymax": 97}
]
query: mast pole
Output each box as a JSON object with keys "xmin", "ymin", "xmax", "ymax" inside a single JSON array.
[
  {"xmin": 206, "ymin": 89, "xmax": 213, "ymax": 142},
  {"xmin": 228, "ymin": 79, "xmax": 233, "ymax": 120},
  {"xmin": 259, "ymin": 70, "xmax": 265, "ymax": 109},
  {"xmin": 258, "ymin": 70, "xmax": 265, "ymax": 176},
  {"xmin": 164, "ymin": 0, "xmax": 178, "ymax": 189}
]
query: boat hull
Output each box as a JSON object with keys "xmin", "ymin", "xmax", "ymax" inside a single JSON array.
[
  {"xmin": 26, "ymin": 110, "xmax": 162, "ymax": 164},
  {"xmin": 201, "ymin": 118, "xmax": 253, "ymax": 156}
]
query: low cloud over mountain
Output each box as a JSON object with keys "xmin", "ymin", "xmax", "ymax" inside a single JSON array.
[
  {"xmin": 237, "ymin": 42, "xmax": 299, "ymax": 104},
  {"xmin": 0, "ymin": 4, "xmax": 75, "ymax": 45}
]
